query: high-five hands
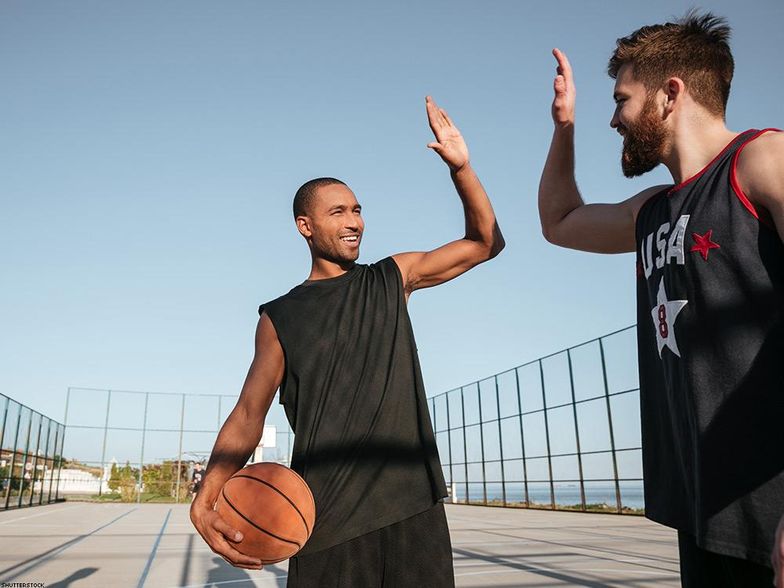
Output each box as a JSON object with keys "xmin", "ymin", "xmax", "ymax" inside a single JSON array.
[
  {"xmin": 551, "ymin": 48, "xmax": 576, "ymax": 128},
  {"xmin": 426, "ymin": 96, "xmax": 469, "ymax": 172}
]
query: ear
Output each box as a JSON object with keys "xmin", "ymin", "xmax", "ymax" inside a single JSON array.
[
  {"xmin": 663, "ymin": 77, "xmax": 686, "ymax": 115},
  {"xmin": 296, "ymin": 215, "xmax": 312, "ymax": 239}
]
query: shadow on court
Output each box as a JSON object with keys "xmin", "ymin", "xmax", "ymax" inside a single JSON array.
[{"xmin": 48, "ymin": 567, "xmax": 99, "ymax": 588}]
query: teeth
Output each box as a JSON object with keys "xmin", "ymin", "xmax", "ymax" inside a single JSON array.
[{"xmin": 341, "ymin": 236, "xmax": 358, "ymax": 242}]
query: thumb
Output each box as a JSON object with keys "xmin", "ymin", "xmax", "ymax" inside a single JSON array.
[{"xmin": 427, "ymin": 142, "xmax": 444, "ymax": 153}]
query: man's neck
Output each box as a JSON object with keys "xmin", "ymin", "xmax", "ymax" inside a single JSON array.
[
  {"xmin": 662, "ymin": 116, "xmax": 739, "ymax": 185},
  {"xmin": 307, "ymin": 258, "xmax": 355, "ymax": 281}
]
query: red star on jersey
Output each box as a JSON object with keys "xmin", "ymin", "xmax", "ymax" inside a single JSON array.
[{"xmin": 690, "ymin": 230, "xmax": 720, "ymax": 261}]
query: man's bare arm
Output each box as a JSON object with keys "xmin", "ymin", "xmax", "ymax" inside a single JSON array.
[
  {"xmin": 735, "ymin": 131, "xmax": 784, "ymax": 242},
  {"xmin": 538, "ymin": 48, "xmax": 663, "ymax": 253},
  {"xmin": 394, "ymin": 96, "xmax": 504, "ymax": 295},
  {"xmin": 189, "ymin": 313, "xmax": 284, "ymax": 569}
]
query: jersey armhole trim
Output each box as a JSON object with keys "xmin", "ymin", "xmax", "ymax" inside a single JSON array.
[{"xmin": 730, "ymin": 128, "xmax": 781, "ymax": 228}]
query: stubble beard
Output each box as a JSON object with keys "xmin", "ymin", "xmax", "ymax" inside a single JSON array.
[{"xmin": 620, "ymin": 96, "xmax": 668, "ymax": 178}]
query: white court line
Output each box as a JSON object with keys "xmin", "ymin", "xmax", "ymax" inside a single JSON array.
[
  {"xmin": 452, "ymin": 556, "xmax": 661, "ymax": 568},
  {"xmin": 0, "ymin": 503, "xmax": 85, "ymax": 526},
  {"xmin": 455, "ymin": 565, "xmax": 678, "ymax": 578},
  {"xmin": 168, "ymin": 573, "xmax": 288, "ymax": 588}
]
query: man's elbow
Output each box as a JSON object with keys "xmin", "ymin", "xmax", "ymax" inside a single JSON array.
[
  {"xmin": 488, "ymin": 232, "xmax": 505, "ymax": 259},
  {"xmin": 479, "ymin": 224, "xmax": 505, "ymax": 261},
  {"xmin": 541, "ymin": 222, "xmax": 562, "ymax": 246}
]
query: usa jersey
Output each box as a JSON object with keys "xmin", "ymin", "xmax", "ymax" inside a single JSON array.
[{"xmin": 635, "ymin": 129, "xmax": 784, "ymax": 565}]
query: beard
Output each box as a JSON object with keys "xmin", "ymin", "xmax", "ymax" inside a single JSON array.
[{"xmin": 620, "ymin": 96, "xmax": 667, "ymax": 178}]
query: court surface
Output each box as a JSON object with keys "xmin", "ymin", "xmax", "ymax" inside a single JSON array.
[{"xmin": 0, "ymin": 501, "xmax": 679, "ymax": 587}]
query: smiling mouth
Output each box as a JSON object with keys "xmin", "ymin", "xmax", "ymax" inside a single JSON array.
[{"xmin": 339, "ymin": 235, "xmax": 360, "ymax": 243}]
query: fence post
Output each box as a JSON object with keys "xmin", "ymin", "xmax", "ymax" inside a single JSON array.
[
  {"xmin": 445, "ymin": 392, "xmax": 454, "ymax": 503},
  {"xmin": 460, "ymin": 387, "xmax": 469, "ymax": 503},
  {"xmin": 566, "ymin": 349, "xmax": 587, "ymax": 511},
  {"xmin": 494, "ymin": 375, "xmax": 506, "ymax": 506},
  {"xmin": 98, "ymin": 390, "xmax": 112, "ymax": 497},
  {"xmin": 538, "ymin": 360, "xmax": 556, "ymax": 509},
  {"xmin": 138, "ymin": 393, "xmax": 149, "ymax": 504},
  {"xmin": 515, "ymin": 368, "xmax": 530, "ymax": 507},
  {"xmin": 16, "ymin": 408, "xmax": 33, "ymax": 508},
  {"xmin": 599, "ymin": 338, "xmax": 623, "ymax": 513},
  {"xmin": 476, "ymin": 383, "xmax": 487, "ymax": 505},
  {"xmin": 28, "ymin": 414, "xmax": 44, "ymax": 507},
  {"xmin": 175, "ymin": 394, "xmax": 186, "ymax": 503}
]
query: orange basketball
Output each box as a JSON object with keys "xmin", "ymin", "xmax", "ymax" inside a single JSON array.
[{"xmin": 215, "ymin": 462, "xmax": 316, "ymax": 563}]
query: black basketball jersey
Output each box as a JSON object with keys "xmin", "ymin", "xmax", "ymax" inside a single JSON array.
[
  {"xmin": 635, "ymin": 129, "xmax": 784, "ymax": 565},
  {"xmin": 260, "ymin": 257, "xmax": 447, "ymax": 556}
]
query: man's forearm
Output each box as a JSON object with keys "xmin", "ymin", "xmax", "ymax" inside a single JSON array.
[
  {"xmin": 451, "ymin": 164, "xmax": 502, "ymax": 251},
  {"xmin": 195, "ymin": 407, "xmax": 263, "ymax": 506},
  {"xmin": 539, "ymin": 125, "xmax": 584, "ymax": 241}
]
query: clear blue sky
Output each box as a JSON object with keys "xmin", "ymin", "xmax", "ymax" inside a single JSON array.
[{"xmin": 1, "ymin": 1, "xmax": 782, "ymax": 442}]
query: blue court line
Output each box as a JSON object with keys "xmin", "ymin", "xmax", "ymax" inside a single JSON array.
[
  {"xmin": 136, "ymin": 508, "xmax": 172, "ymax": 588},
  {"xmin": 0, "ymin": 507, "xmax": 137, "ymax": 581}
]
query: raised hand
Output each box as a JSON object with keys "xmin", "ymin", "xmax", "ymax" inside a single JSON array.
[
  {"xmin": 426, "ymin": 96, "xmax": 469, "ymax": 172},
  {"xmin": 551, "ymin": 48, "xmax": 576, "ymax": 128}
]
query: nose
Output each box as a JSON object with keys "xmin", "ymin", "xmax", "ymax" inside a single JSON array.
[{"xmin": 610, "ymin": 110, "xmax": 619, "ymax": 129}]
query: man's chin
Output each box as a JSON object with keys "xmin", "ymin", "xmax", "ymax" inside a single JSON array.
[{"xmin": 621, "ymin": 154, "xmax": 660, "ymax": 178}]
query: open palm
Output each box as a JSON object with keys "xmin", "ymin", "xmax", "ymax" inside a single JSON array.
[{"xmin": 426, "ymin": 96, "xmax": 469, "ymax": 172}]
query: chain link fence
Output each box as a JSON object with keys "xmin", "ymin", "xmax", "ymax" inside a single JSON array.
[
  {"xmin": 0, "ymin": 392, "xmax": 66, "ymax": 510},
  {"xmin": 61, "ymin": 326, "xmax": 643, "ymax": 513},
  {"xmin": 62, "ymin": 388, "xmax": 292, "ymax": 503},
  {"xmin": 429, "ymin": 325, "xmax": 643, "ymax": 513}
]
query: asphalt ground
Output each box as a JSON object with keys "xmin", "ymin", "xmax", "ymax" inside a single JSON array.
[{"xmin": 0, "ymin": 501, "xmax": 679, "ymax": 587}]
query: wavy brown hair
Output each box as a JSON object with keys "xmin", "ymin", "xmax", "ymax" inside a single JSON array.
[{"xmin": 608, "ymin": 10, "xmax": 734, "ymax": 118}]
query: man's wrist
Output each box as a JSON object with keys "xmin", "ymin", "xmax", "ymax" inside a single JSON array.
[{"xmin": 450, "ymin": 161, "xmax": 473, "ymax": 177}]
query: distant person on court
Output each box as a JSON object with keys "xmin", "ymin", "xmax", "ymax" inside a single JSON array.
[
  {"xmin": 190, "ymin": 96, "xmax": 504, "ymax": 586},
  {"xmin": 538, "ymin": 11, "xmax": 784, "ymax": 587},
  {"xmin": 190, "ymin": 462, "xmax": 204, "ymax": 499}
]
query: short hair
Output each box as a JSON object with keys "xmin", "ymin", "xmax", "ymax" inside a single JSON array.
[
  {"xmin": 293, "ymin": 177, "xmax": 346, "ymax": 218},
  {"xmin": 608, "ymin": 10, "xmax": 734, "ymax": 117}
]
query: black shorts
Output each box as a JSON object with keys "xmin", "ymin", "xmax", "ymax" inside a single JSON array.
[
  {"xmin": 678, "ymin": 531, "xmax": 774, "ymax": 587},
  {"xmin": 287, "ymin": 502, "xmax": 454, "ymax": 588}
]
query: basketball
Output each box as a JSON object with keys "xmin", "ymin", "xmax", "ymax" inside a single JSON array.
[{"xmin": 215, "ymin": 462, "xmax": 316, "ymax": 563}]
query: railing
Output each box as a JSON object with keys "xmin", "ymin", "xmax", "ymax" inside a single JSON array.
[
  {"xmin": 428, "ymin": 325, "xmax": 643, "ymax": 514},
  {"xmin": 63, "ymin": 388, "xmax": 293, "ymax": 503},
  {"xmin": 61, "ymin": 326, "xmax": 643, "ymax": 511},
  {"xmin": 0, "ymin": 392, "xmax": 66, "ymax": 510}
]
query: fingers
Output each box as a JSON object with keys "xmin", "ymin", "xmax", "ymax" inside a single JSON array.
[
  {"xmin": 552, "ymin": 48, "xmax": 572, "ymax": 80},
  {"xmin": 197, "ymin": 511, "xmax": 262, "ymax": 569},
  {"xmin": 211, "ymin": 515, "xmax": 243, "ymax": 543},
  {"xmin": 425, "ymin": 95, "xmax": 441, "ymax": 130},
  {"xmin": 427, "ymin": 141, "xmax": 444, "ymax": 154},
  {"xmin": 554, "ymin": 74, "xmax": 566, "ymax": 96}
]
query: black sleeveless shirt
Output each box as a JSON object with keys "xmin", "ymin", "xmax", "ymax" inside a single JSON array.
[
  {"xmin": 260, "ymin": 257, "xmax": 447, "ymax": 556},
  {"xmin": 635, "ymin": 129, "xmax": 784, "ymax": 565}
]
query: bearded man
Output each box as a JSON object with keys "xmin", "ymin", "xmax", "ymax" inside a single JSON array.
[{"xmin": 538, "ymin": 11, "xmax": 784, "ymax": 587}]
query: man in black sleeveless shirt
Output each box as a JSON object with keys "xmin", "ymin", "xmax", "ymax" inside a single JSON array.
[
  {"xmin": 191, "ymin": 96, "xmax": 504, "ymax": 586},
  {"xmin": 538, "ymin": 12, "xmax": 784, "ymax": 587}
]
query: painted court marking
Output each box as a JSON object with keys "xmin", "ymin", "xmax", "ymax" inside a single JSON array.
[
  {"xmin": 137, "ymin": 508, "xmax": 172, "ymax": 588},
  {"xmin": 0, "ymin": 507, "xmax": 137, "ymax": 582},
  {"xmin": 0, "ymin": 503, "xmax": 85, "ymax": 526}
]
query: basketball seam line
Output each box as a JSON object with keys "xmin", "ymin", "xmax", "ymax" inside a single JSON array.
[
  {"xmin": 232, "ymin": 473, "xmax": 312, "ymax": 535},
  {"xmin": 221, "ymin": 488, "xmax": 302, "ymax": 549}
]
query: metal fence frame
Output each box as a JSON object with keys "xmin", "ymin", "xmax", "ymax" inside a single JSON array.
[
  {"xmin": 64, "ymin": 388, "xmax": 293, "ymax": 503},
  {"xmin": 428, "ymin": 325, "xmax": 643, "ymax": 514},
  {"xmin": 0, "ymin": 392, "xmax": 66, "ymax": 510}
]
